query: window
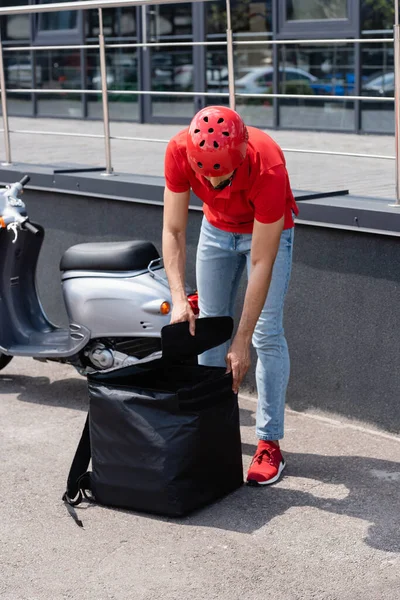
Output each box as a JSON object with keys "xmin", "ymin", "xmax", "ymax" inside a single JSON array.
[
  {"xmin": 206, "ymin": 0, "xmax": 272, "ymax": 38},
  {"xmin": 361, "ymin": 0, "xmax": 394, "ymax": 33},
  {"xmin": 287, "ymin": 0, "xmax": 347, "ymax": 21},
  {"xmin": 145, "ymin": 4, "xmax": 193, "ymax": 121},
  {"xmin": 360, "ymin": 0, "xmax": 394, "ymax": 133},
  {"xmin": 278, "ymin": 42, "xmax": 355, "ymax": 131},
  {"xmin": 85, "ymin": 7, "xmax": 139, "ymax": 121},
  {"xmin": 147, "ymin": 4, "xmax": 192, "ymax": 40},
  {"xmin": 87, "ymin": 48, "xmax": 139, "ymax": 121},
  {"xmin": 86, "ymin": 8, "xmax": 136, "ymax": 39},
  {"xmin": 38, "ymin": 9, "xmax": 78, "ymax": 32},
  {"xmin": 119, "ymin": 7, "xmax": 136, "ymax": 37},
  {"xmin": 3, "ymin": 50, "xmax": 33, "ymax": 117},
  {"xmin": 2, "ymin": 0, "xmax": 30, "ymax": 42},
  {"xmin": 34, "ymin": 0, "xmax": 83, "ymax": 45},
  {"xmin": 278, "ymin": 0, "xmax": 357, "ymax": 38},
  {"xmin": 35, "ymin": 49, "xmax": 83, "ymax": 118}
]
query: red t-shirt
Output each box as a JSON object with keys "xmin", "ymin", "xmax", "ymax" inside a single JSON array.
[{"xmin": 164, "ymin": 125, "xmax": 298, "ymax": 233}]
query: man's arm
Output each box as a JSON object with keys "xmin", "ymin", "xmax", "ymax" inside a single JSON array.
[
  {"xmin": 162, "ymin": 186, "xmax": 196, "ymax": 335},
  {"xmin": 226, "ymin": 216, "xmax": 284, "ymax": 392}
]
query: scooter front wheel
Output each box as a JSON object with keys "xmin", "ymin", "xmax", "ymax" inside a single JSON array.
[{"xmin": 0, "ymin": 354, "xmax": 13, "ymax": 370}]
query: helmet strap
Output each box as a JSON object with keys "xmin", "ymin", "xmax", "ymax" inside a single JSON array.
[{"xmin": 211, "ymin": 171, "xmax": 236, "ymax": 190}]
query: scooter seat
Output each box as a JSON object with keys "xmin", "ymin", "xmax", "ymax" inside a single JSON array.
[{"xmin": 60, "ymin": 240, "xmax": 160, "ymax": 272}]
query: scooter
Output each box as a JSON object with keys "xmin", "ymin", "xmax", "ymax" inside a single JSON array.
[{"xmin": 0, "ymin": 176, "xmax": 198, "ymax": 374}]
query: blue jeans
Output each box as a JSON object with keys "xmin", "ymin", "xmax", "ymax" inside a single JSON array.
[{"xmin": 196, "ymin": 217, "xmax": 294, "ymax": 441}]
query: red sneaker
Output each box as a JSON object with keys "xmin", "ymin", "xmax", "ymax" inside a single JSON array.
[{"xmin": 247, "ymin": 440, "xmax": 286, "ymax": 486}]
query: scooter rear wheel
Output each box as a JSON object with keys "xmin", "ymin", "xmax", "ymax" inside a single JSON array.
[{"xmin": 0, "ymin": 354, "xmax": 13, "ymax": 370}]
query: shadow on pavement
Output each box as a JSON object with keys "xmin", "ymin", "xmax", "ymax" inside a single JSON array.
[
  {"xmin": 3, "ymin": 372, "xmax": 400, "ymax": 555},
  {"xmin": 0, "ymin": 373, "xmax": 88, "ymax": 410},
  {"xmin": 71, "ymin": 446, "xmax": 400, "ymax": 556},
  {"xmin": 184, "ymin": 444, "xmax": 400, "ymax": 555}
]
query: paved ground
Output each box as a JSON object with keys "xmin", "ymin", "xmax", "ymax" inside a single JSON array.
[
  {"xmin": 1, "ymin": 357, "xmax": 400, "ymax": 600},
  {"xmin": 1, "ymin": 115, "xmax": 397, "ymax": 200}
]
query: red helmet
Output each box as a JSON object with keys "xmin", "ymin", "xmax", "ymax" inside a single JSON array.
[{"xmin": 187, "ymin": 106, "xmax": 248, "ymax": 177}]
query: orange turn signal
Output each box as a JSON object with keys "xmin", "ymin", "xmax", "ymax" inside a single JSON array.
[
  {"xmin": 160, "ymin": 301, "xmax": 171, "ymax": 315},
  {"xmin": 0, "ymin": 217, "xmax": 6, "ymax": 229}
]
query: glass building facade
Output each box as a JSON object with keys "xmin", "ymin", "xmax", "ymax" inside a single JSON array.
[{"xmin": 0, "ymin": 0, "xmax": 396, "ymax": 133}]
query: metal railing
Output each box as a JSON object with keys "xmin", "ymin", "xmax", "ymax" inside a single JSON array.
[{"xmin": 0, "ymin": 0, "xmax": 399, "ymax": 203}]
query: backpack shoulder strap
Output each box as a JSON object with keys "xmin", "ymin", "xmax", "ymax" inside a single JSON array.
[{"xmin": 62, "ymin": 414, "xmax": 92, "ymax": 526}]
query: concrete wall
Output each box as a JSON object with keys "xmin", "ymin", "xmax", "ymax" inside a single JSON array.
[
  {"xmin": 285, "ymin": 227, "xmax": 400, "ymax": 435},
  {"xmin": 20, "ymin": 187, "xmax": 400, "ymax": 435}
]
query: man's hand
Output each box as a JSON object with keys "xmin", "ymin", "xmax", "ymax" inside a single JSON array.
[
  {"xmin": 170, "ymin": 300, "xmax": 196, "ymax": 336},
  {"xmin": 226, "ymin": 335, "xmax": 251, "ymax": 394}
]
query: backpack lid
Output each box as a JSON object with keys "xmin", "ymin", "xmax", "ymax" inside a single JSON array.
[{"xmin": 161, "ymin": 317, "xmax": 233, "ymax": 361}]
